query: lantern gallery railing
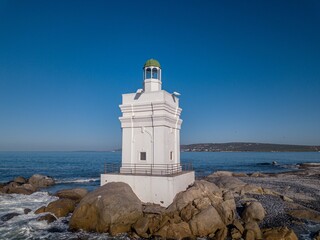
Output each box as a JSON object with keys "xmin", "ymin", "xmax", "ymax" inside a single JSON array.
[{"xmin": 104, "ymin": 162, "xmax": 193, "ymax": 176}]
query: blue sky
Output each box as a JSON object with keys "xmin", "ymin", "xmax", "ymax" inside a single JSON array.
[{"xmin": 0, "ymin": 0, "xmax": 319, "ymax": 150}]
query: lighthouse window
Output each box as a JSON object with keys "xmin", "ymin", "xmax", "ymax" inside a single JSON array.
[
  {"xmin": 170, "ymin": 151, "xmax": 173, "ymax": 160},
  {"xmin": 140, "ymin": 152, "xmax": 146, "ymax": 161},
  {"xmin": 152, "ymin": 68, "xmax": 158, "ymax": 79},
  {"xmin": 146, "ymin": 68, "xmax": 151, "ymax": 79}
]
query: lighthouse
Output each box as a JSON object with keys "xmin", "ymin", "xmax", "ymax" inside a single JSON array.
[{"xmin": 101, "ymin": 59, "xmax": 195, "ymax": 207}]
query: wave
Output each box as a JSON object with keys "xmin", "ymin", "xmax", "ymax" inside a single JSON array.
[{"xmin": 56, "ymin": 178, "xmax": 100, "ymax": 184}]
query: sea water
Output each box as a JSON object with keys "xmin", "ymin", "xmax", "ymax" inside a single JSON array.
[{"xmin": 0, "ymin": 152, "xmax": 319, "ymax": 239}]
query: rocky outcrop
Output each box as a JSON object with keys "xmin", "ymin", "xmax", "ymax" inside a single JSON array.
[
  {"xmin": 155, "ymin": 222, "xmax": 193, "ymax": 239},
  {"xmin": 134, "ymin": 180, "xmax": 236, "ymax": 239},
  {"xmin": 0, "ymin": 174, "xmax": 54, "ymax": 195},
  {"xmin": 262, "ymin": 227, "xmax": 298, "ymax": 240},
  {"xmin": 206, "ymin": 175, "xmax": 263, "ymax": 195},
  {"xmin": 69, "ymin": 182, "xmax": 143, "ymax": 236},
  {"xmin": 55, "ymin": 188, "xmax": 88, "ymax": 203},
  {"xmin": 242, "ymin": 201, "xmax": 265, "ymax": 223},
  {"xmin": 28, "ymin": 174, "xmax": 55, "ymax": 189},
  {"xmin": 45, "ymin": 199, "xmax": 76, "ymax": 218},
  {"xmin": 37, "ymin": 214, "xmax": 57, "ymax": 224},
  {"xmin": 35, "ymin": 199, "xmax": 76, "ymax": 218}
]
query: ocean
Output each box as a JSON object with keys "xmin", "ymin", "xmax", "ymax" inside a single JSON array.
[{"xmin": 0, "ymin": 152, "xmax": 319, "ymax": 239}]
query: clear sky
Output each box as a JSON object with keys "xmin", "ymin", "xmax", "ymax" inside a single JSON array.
[{"xmin": 0, "ymin": 0, "xmax": 319, "ymax": 151}]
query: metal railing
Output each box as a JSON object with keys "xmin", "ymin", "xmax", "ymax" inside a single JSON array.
[{"xmin": 104, "ymin": 162, "xmax": 193, "ymax": 176}]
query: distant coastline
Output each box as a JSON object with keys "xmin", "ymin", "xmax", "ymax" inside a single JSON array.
[{"xmin": 181, "ymin": 142, "xmax": 320, "ymax": 152}]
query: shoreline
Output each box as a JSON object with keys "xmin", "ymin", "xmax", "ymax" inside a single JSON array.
[{"xmin": 1, "ymin": 164, "xmax": 320, "ymax": 239}]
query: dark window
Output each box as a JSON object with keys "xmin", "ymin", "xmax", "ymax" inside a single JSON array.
[
  {"xmin": 152, "ymin": 68, "xmax": 158, "ymax": 79},
  {"xmin": 140, "ymin": 152, "xmax": 146, "ymax": 161},
  {"xmin": 170, "ymin": 151, "xmax": 173, "ymax": 160},
  {"xmin": 146, "ymin": 68, "xmax": 151, "ymax": 79}
]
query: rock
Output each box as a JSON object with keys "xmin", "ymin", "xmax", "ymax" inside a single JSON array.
[
  {"xmin": 207, "ymin": 176, "xmax": 246, "ymax": 193},
  {"xmin": 155, "ymin": 221, "xmax": 193, "ymax": 240},
  {"xmin": 167, "ymin": 180, "xmax": 222, "ymax": 212},
  {"xmin": 245, "ymin": 221, "xmax": 262, "ymax": 239},
  {"xmin": 24, "ymin": 208, "xmax": 32, "ymax": 214},
  {"xmin": 37, "ymin": 214, "xmax": 57, "ymax": 224},
  {"xmin": 215, "ymin": 191, "xmax": 236, "ymax": 225},
  {"xmin": 208, "ymin": 171, "xmax": 233, "ymax": 177},
  {"xmin": 242, "ymin": 201, "xmax": 265, "ymax": 223},
  {"xmin": 35, "ymin": 206, "xmax": 46, "ymax": 214},
  {"xmin": 0, "ymin": 183, "xmax": 5, "ymax": 193},
  {"xmin": 45, "ymin": 199, "xmax": 76, "ymax": 218},
  {"xmin": 288, "ymin": 209, "xmax": 320, "ymax": 223},
  {"xmin": 314, "ymin": 231, "xmax": 320, "ymax": 240},
  {"xmin": 133, "ymin": 214, "xmax": 168, "ymax": 238},
  {"xmin": 281, "ymin": 195, "xmax": 294, "ymax": 202},
  {"xmin": 263, "ymin": 188, "xmax": 278, "ymax": 195},
  {"xmin": 189, "ymin": 206, "xmax": 225, "ymax": 237},
  {"xmin": 2, "ymin": 182, "xmax": 19, "ymax": 193},
  {"xmin": 133, "ymin": 216, "xmax": 150, "ymax": 238},
  {"xmin": 298, "ymin": 163, "xmax": 320, "ymax": 169},
  {"xmin": 213, "ymin": 226, "xmax": 228, "ymax": 240},
  {"xmin": 69, "ymin": 182, "xmax": 143, "ymax": 235},
  {"xmin": 10, "ymin": 186, "xmax": 34, "ymax": 195},
  {"xmin": 241, "ymin": 184, "xmax": 264, "ymax": 195},
  {"xmin": 262, "ymin": 227, "xmax": 298, "ymax": 240},
  {"xmin": 28, "ymin": 174, "xmax": 55, "ymax": 189},
  {"xmin": 142, "ymin": 203, "xmax": 166, "ymax": 215},
  {"xmin": 180, "ymin": 202, "xmax": 199, "ymax": 222},
  {"xmin": 55, "ymin": 188, "xmax": 88, "ymax": 203},
  {"xmin": 231, "ymin": 227, "xmax": 243, "ymax": 240},
  {"xmin": 14, "ymin": 176, "xmax": 27, "ymax": 184},
  {"xmin": 233, "ymin": 172, "xmax": 249, "ymax": 177},
  {"xmin": 244, "ymin": 229, "xmax": 255, "ymax": 240},
  {"xmin": 1, "ymin": 212, "xmax": 20, "ymax": 221},
  {"xmin": 22, "ymin": 184, "xmax": 36, "ymax": 192},
  {"xmin": 250, "ymin": 172, "xmax": 268, "ymax": 177},
  {"xmin": 232, "ymin": 219, "xmax": 245, "ymax": 234}
]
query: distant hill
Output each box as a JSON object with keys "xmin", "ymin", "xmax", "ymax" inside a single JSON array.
[{"xmin": 181, "ymin": 142, "xmax": 320, "ymax": 152}]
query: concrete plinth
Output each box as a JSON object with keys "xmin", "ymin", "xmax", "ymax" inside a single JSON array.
[{"xmin": 101, "ymin": 171, "xmax": 195, "ymax": 207}]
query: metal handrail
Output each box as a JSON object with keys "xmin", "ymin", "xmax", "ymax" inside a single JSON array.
[{"xmin": 103, "ymin": 162, "xmax": 193, "ymax": 176}]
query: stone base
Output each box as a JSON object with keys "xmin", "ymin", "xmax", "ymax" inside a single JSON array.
[{"xmin": 100, "ymin": 171, "xmax": 195, "ymax": 207}]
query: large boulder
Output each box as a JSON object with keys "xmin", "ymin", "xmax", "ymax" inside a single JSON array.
[
  {"xmin": 155, "ymin": 222, "xmax": 193, "ymax": 239},
  {"xmin": 45, "ymin": 199, "xmax": 76, "ymax": 218},
  {"xmin": 28, "ymin": 174, "xmax": 55, "ymax": 189},
  {"xmin": 1, "ymin": 182, "xmax": 35, "ymax": 195},
  {"xmin": 35, "ymin": 199, "xmax": 76, "ymax": 218},
  {"xmin": 242, "ymin": 201, "xmax": 265, "ymax": 223},
  {"xmin": 167, "ymin": 180, "xmax": 222, "ymax": 212},
  {"xmin": 189, "ymin": 205, "xmax": 225, "ymax": 237},
  {"xmin": 262, "ymin": 227, "xmax": 298, "ymax": 240},
  {"xmin": 69, "ymin": 182, "xmax": 143, "ymax": 236},
  {"xmin": 55, "ymin": 188, "xmax": 88, "ymax": 203}
]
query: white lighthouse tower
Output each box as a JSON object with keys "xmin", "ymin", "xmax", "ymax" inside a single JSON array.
[{"xmin": 101, "ymin": 59, "xmax": 195, "ymax": 207}]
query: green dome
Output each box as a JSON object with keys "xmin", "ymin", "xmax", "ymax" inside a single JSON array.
[{"xmin": 144, "ymin": 59, "xmax": 161, "ymax": 68}]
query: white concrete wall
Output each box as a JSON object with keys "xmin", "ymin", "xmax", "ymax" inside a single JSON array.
[
  {"xmin": 120, "ymin": 90, "xmax": 182, "ymax": 170},
  {"xmin": 101, "ymin": 172, "xmax": 195, "ymax": 207}
]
